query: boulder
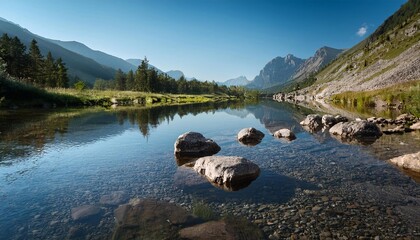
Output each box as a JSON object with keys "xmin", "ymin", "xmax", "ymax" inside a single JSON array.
[
  {"xmin": 112, "ymin": 198, "xmax": 198, "ymax": 240},
  {"xmin": 273, "ymin": 129, "xmax": 296, "ymax": 140},
  {"xmin": 194, "ymin": 156, "xmax": 260, "ymax": 191},
  {"xmin": 389, "ymin": 151, "xmax": 420, "ymax": 173},
  {"xmin": 329, "ymin": 121, "xmax": 382, "ymax": 144},
  {"xmin": 71, "ymin": 205, "xmax": 101, "ymax": 221},
  {"xmin": 300, "ymin": 114, "xmax": 322, "ymax": 131},
  {"xmin": 410, "ymin": 122, "xmax": 420, "ymax": 130},
  {"xmin": 237, "ymin": 128, "xmax": 265, "ymax": 146},
  {"xmin": 322, "ymin": 115, "xmax": 337, "ymax": 127},
  {"xmin": 174, "ymin": 132, "xmax": 221, "ymax": 159},
  {"xmin": 334, "ymin": 115, "xmax": 348, "ymax": 124}
]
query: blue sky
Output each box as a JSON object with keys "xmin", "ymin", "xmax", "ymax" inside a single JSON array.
[{"xmin": 0, "ymin": 0, "xmax": 407, "ymax": 81}]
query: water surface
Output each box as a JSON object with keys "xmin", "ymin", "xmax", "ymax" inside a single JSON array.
[{"xmin": 0, "ymin": 101, "xmax": 419, "ymax": 239}]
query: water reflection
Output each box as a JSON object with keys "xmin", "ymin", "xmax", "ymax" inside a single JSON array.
[{"xmin": 0, "ymin": 101, "xmax": 253, "ymax": 162}]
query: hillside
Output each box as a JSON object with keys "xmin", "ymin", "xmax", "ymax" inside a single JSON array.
[
  {"xmin": 0, "ymin": 18, "xmax": 115, "ymax": 83},
  {"xmin": 49, "ymin": 40, "xmax": 137, "ymax": 73},
  {"xmin": 304, "ymin": 0, "xmax": 420, "ymax": 100}
]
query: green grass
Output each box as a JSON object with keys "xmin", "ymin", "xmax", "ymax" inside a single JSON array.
[
  {"xmin": 0, "ymin": 76, "xmax": 239, "ymax": 108},
  {"xmin": 330, "ymin": 80, "xmax": 420, "ymax": 117},
  {"xmin": 0, "ymin": 75, "xmax": 83, "ymax": 108}
]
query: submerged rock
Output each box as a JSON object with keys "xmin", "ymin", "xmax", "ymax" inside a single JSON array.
[
  {"xmin": 389, "ymin": 151, "xmax": 420, "ymax": 173},
  {"xmin": 99, "ymin": 191, "xmax": 128, "ymax": 206},
  {"xmin": 237, "ymin": 128, "xmax": 265, "ymax": 146},
  {"xmin": 71, "ymin": 205, "xmax": 101, "ymax": 221},
  {"xmin": 174, "ymin": 132, "xmax": 221, "ymax": 159},
  {"xmin": 113, "ymin": 198, "xmax": 198, "ymax": 240},
  {"xmin": 329, "ymin": 121, "xmax": 382, "ymax": 144},
  {"xmin": 194, "ymin": 156, "xmax": 260, "ymax": 191},
  {"xmin": 273, "ymin": 129, "xmax": 296, "ymax": 141},
  {"xmin": 300, "ymin": 114, "xmax": 322, "ymax": 132}
]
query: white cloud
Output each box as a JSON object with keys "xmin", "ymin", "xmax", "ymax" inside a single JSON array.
[{"xmin": 357, "ymin": 25, "xmax": 368, "ymax": 37}]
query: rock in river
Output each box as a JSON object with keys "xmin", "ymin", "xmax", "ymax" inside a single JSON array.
[
  {"xmin": 329, "ymin": 120, "xmax": 382, "ymax": 144},
  {"xmin": 99, "ymin": 191, "xmax": 128, "ymax": 206},
  {"xmin": 174, "ymin": 132, "xmax": 221, "ymax": 159},
  {"xmin": 300, "ymin": 114, "xmax": 322, "ymax": 131},
  {"xmin": 389, "ymin": 151, "xmax": 420, "ymax": 173},
  {"xmin": 193, "ymin": 156, "xmax": 260, "ymax": 191},
  {"xmin": 273, "ymin": 129, "xmax": 296, "ymax": 141},
  {"xmin": 113, "ymin": 198, "xmax": 197, "ymax": 240},
  {"xmin": 71, "ymin": 205, "xmax": 101, "ymax": 221},
  {"xmin": 237, "ymin": 127, "xmax": 265, "ymax": 146}
]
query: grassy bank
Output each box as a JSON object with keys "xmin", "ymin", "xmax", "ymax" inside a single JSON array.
[
  {"xmin": 330, "ymin": 80, "xmax": 420, "ymax": 117},
  {"xmin": 0, "ymin": 76, "xmax": 241, "ymax": 109}
]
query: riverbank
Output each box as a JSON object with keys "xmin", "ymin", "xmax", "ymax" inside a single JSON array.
[{"xmin": 0, "ymin": 76, "xmax": 241, "ymax": 109}]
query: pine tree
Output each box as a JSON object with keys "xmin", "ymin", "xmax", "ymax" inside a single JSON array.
[
  {"xmin": 44, "ymin": 52, "xmax": 56, "ymax": 87},
  {"xmin": 126, "ymin": 70, "xmax": 135, "ymax": 90},
  {"xmin": 55, "ymin": 58, "xmax": 69, "ymax": 88},
  {"xmin": 115, "ymin": 69, "xmax": 126, "ymax": 90},
  {"xmin": 0, "ymin": 34, "xmax": 28, "ymax": 78},
  {"xmin": 28, "ymin": 39, "xmax": 44, "ymax": 86},
  {"xmin": 135, "ymin": 57, "xmax": 149, "ymax": 92}
]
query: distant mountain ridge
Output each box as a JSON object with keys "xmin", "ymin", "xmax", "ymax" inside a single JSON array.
[
  {"xmin": 248, "ymin": 47, "xmax": 344, "ymax": 90},
  {"xmin": 49, "ymin": 40, "xmax": 137, "ymax": 73},
  {"xmin": 248, "ymin": 54, "xmax": 305, "ymax": 89},
  {"xmin": 219, "ymin": 76, "xmax": 250, "ymax": 87},
  {"xmin": 0, "ymin": 17, "xmax": 115, "ymax": 83}
]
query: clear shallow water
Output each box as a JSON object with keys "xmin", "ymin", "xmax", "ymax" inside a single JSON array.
[{"xmin": 0, "ymin": 101, "xmax": 419, "ymax": 239}]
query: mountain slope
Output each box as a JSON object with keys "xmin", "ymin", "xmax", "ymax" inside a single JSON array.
[
  {"xmin": 49, "ymin": 40, "xmax": 137, "ymax": 72},
  {"xmin": 165, "ymin": 70, "xmax": 185, "ymax": 80},
  {"xmin": 248, "ymin": 54, "xmax": 305, "ymax": 89},
  {"xmin": 0, "ymin": 18, "xmax": 115, "ymax": 83},
  {"xmin": 306, "ymin": 0, "xmax": 420, "ymax": 99},
  {"xmin": 219, "ymin": 76, "xmax": 250, "ymax": 87},
  {"xmin": 292, "ymin": 46, "xmax": 344, "ymax": 81}
]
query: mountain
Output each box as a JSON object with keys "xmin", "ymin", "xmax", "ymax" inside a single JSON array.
[
  {"xmin": 165, "ymin": 70, "xmax": 185, "ymax": 80},
  {"xmin": 0, "ymin": 17, "xmax": 115, "ymax": 84},
  {"xmin": 292, "ymin": 46, "xmax": 344, "ymax": 81},
  {"xmin": 48, "ymin": 40, "xmax": 137, "ymax": 72},
  {"xmin": 248, "ymin": 54, "xmax": 305, "ymax": 89},
  {"xmin": 305, "ymin": 0, "xmax": 420, "ymax": 99},
  {"xmin": 219, "ymin": 76, "xmax": 251, "ymax": 87}
]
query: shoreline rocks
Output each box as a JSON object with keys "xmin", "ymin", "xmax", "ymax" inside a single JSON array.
[
  {"xmin": 329, "ymin": 120, "xmax": 382, "ymax": 144},
  {"xmin": 237, "ymin": 128, "xmax": 265, "ymax": 146},
  {"xmin": 300, "ymin": 114, "xmax": 322, "ymax": 131},
  {"xmin": 389, "ymin": 151, "xmax": 420, "ymax": 173}
]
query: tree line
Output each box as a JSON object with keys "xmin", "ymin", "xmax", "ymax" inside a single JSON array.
[
  {"xmin": 0, "ymin": 34, "xmax": 69, "ymax": 88},
  {"xmin": 94, "ymin": 57, "xmax": 258, "ymax": 97}
]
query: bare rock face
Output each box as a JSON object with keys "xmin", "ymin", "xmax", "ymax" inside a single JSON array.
[
  {"xmin": 112, "ymin": 198, "xmax": 197, "ymax": 240},
  {"xmin": 174, "ymin": 132, "xmax": 221, "ymax": 159},
  {"xmin": 193, "ymin": 156, "xmax": 260, "ymax": 191},
  {"xmin": 300, "ymin": 114, "xmax": 322, "ymax": 131},
  {"xmin": 329, "ymin": 121, "xmax": 382, "ymax": 144},
  {"xmin": 71, "ymin": 205, "xmax": 101, "ymax": 221},
  {"xmin": 389, "ymin": 151, "xmax": 420, "ymax": 173},
  {"xmin": 273, "ymin": 129, "xmax": 296, "ymax": 140},
  {"xmin": 237, "ymin": 128, "xmax": 265, "ymax": 146}
]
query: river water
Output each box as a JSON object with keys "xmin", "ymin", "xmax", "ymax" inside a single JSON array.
[{"xmin": 0, "ymin": 101, "xmax": 419, "ymax": 239}]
